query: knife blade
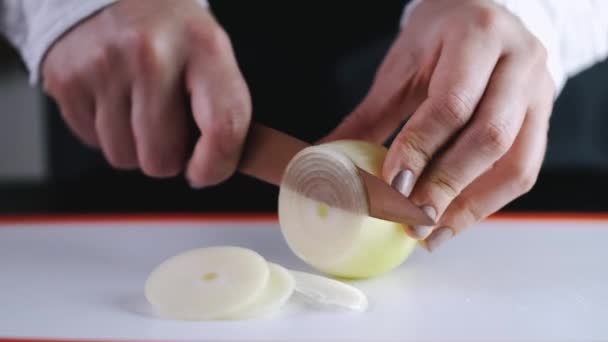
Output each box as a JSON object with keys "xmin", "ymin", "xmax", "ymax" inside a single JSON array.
[{"xmin": 238, "ymin": 123, "xmax": 436, "ymax": 227}]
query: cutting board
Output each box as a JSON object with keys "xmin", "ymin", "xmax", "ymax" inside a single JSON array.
[{"xmin": 0, "ymin": 214, "xmax": 607, "ymax": 341}]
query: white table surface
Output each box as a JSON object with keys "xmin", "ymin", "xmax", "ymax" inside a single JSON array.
[{"xmin": 0, "ymin": 214, "xmax": 607, "ymax": 341}]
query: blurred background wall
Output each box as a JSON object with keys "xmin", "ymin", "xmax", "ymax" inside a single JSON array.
[{"xmin": 0, "ymin": 39, "xmax": 46, "ymax": 184}]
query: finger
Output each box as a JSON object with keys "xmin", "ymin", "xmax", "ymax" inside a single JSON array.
[
  {"xmin": 95, "ymin": 88, "xmax": 138, "ymax": 170},
  {"xmin": 44, "ymin": 76, "xmax": 99, "ymax": 148},
  {"xmin": 321, "ymin": 33, "xmax": 423, "ymax": 144},
  {"xmin": 131, "ymin": 47, "xmax": 189, "ymax": 178},
  {"xmin": 185, "ymin": 34, "xmax": 252, "ymax": 188},
  {"xmin": 409, "ymin": 54, "xmax": 529, "ymax": 238},
  {"xmin": 383, "ymin": 33, "xmax": 501, "ymax": 199},
  {"xmin": 423, "ymin": 78, "xmax": 553, "ymax": 251},
  {"xmin": 57, "ymin": 95, "xmax": 99, "ymax": 148}
]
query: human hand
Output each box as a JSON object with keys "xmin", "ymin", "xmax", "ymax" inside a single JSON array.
[
  {"xmin": 42, "ymin": 0, "xmax": 251, "ymax": 187},
  {"xmin": 323, "ymin": 0, "xmax": 555, "ymax": 249}
]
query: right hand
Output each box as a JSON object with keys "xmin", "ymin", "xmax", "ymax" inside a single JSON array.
[{"xmin": 42, "ymin": 0, "xmax": 252, "ymax": 188}]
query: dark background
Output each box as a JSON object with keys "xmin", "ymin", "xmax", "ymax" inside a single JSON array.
[{"xmin": 1, "ymin": 1, "xmax": 608, "ymax": 215}]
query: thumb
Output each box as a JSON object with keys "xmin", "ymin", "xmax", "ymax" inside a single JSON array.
[{"xmin": 185, "ymin": 29, "xmax": 252, "ymax": 188}]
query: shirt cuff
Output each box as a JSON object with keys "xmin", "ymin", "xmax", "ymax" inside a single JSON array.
[
  {"xmin": 23, "ymin": 0, "xmax": 118, "ymax": 85},
  {"xmin": 491, "ymin": 0, "xmax": 565, "ymax": 95},
  {"xmin": 23, "ymin": 0, "xmax": 210, "ymax": 85}
]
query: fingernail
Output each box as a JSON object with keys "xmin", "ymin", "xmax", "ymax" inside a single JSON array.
[
  {"xmin": 391, "ymin": 169, "xmax": 415, "ymax": 197},
  {"xmin": 425, "ymin": 227, "xmax": 454, "ymax": 252},
  {"xmin": 412, "ymin": 205, "xmax": 436, "ymax": 239}
]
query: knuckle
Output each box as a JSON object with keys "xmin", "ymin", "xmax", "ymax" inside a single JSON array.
[
  {"xmin": 88, "ymin": 48, "xmax": 112, "ymax": 73},
  {"xmin": 504, "ymin": 159, "xmax": 539, "ymax": 194},
  {"xmin": 473, "ymin": 121, "xmax": 513, "ymax": 155},
  {"xmin": 207, "ymin": 118, "xmax": 234, "ymax": 145},
  {"xmin": 519, "ymin": 172, "xmax": 538, "ymax": 194},
  {"xmin": 198, "ymin": 121, "xmax": 247, "ymax": 183},
  {"xmin": 452, "ymin": 196, "xmax": 484, "ymax": 226},
  {"xmin": 42, "ymin": 60, "xmax": 68, "ymax": 96},
  {"xmin": 44, "ymin": 70, "xmax": 78, "ymax": 98},
  {"xmin": 469, "ymin": 5, "xmax": 503, "ymax": 33},
  {"xmin": 214, "ymin": 97, "xmax": 253, "ymax": 141},
  {"xmin": 429, "ymin": 171, "xmax": 461, "ymax": 199},
  {"xmin": 121, "ymin": 29, "xmax": 160, "ymax": 71},
  {"xmin": 189, "ymin": 22, "xmax": 232, "ymax": 57},
  {"xmin": 121, "ymin": 28, "xmax": 152, "ymax": 52},
  {"xmin": 209, "ymin": 119, "xmax": 245, "ymax": 157},
  {"xmin": 222, "ymin": 89, "xmax": 253, "ymax": 124},
  {"xmin": 515, "ymin": 166, "xmax": 539, "ymax": 194},
  {"xmin": 518, "ymin": 173, "xmax": 538, "ymax": 194},
  {"xmin": 396, "ymin": 132, "xmax": 432, "ymax": 171},
  {"xmin": 432, "ymin": 92, "xmax": 474, "ymax": 127}
]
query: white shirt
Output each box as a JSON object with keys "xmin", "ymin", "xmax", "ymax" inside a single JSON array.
[{"xmin": 1, "ymin": 0, "xmax": 607, "ymax": 96}]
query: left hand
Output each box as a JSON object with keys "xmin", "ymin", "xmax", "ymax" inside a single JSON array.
[{"xmin": 322, "ymin": 0, "xmax": 555, "ymax": 250}]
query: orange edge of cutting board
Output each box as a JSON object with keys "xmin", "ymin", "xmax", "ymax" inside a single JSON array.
[{"xmin": 0, "ymin": 211, "xmax": 607, "ymax": 226}]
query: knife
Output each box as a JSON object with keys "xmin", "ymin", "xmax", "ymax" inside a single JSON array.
[{"xmin": 238, "ymin": 123, "xmax": 436, "ymax": 227}]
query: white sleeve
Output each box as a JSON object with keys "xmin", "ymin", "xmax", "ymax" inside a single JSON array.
[
  {"xmin": 0, "ymin": 0, "xmax": 209, "ymax": 85},
  {"xmin": 400, "ymin": 0, "xmax": 608, "ymax": 95}
]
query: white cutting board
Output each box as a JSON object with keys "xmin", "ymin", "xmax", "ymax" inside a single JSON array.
[{"xmin": 0, "ymin": 214, "xmax": 607, "ymax": 341}]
